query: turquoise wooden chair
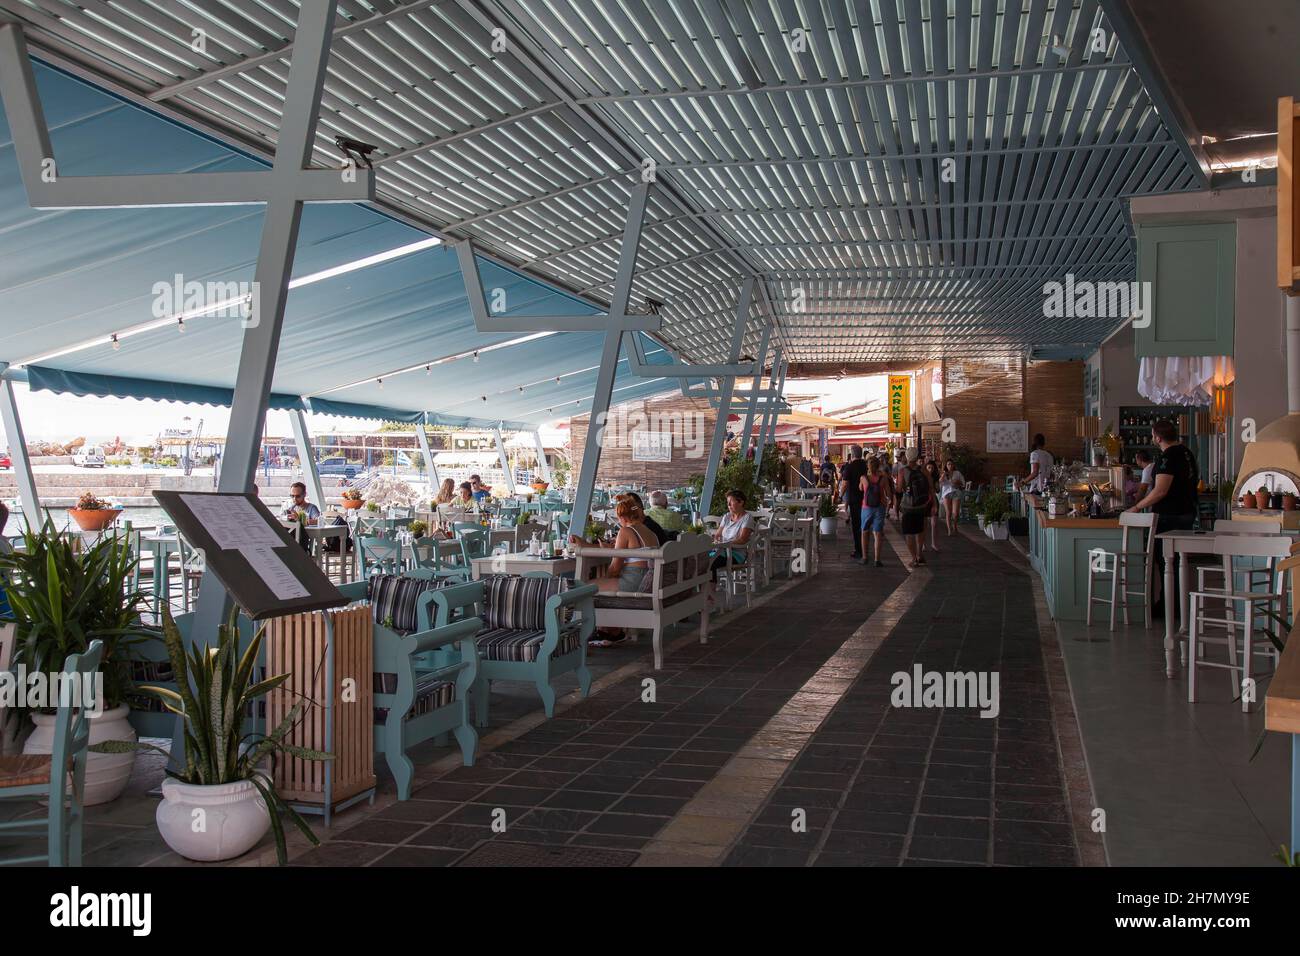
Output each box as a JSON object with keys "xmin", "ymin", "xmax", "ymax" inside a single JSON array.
[
  {"xmin": 407, "ymin": 537, "xmax": 468, "ymax": 583},
  {"xmin": 457, "ymin": 528, "xmax": 489, "ymax": 569},
  {"xmin": 358, "ymin": 536, "xmax": 403, "ymax": 579},
  {"xmin": 0, "ymin": 640, "xmax": 103, "ymax": 866}
]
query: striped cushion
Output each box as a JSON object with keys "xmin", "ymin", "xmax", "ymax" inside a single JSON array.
[
  {"xmin": 481, "ymin": 574, "xmax": 570, "ymax": 630},
  {"xmin": 373, "ymin": 671, "xmax": 455, "ymax": 724},
  {"xmin": 366, "ymin": 574, "xmax": 450, "ymax": 634},
  {"xmin": 474, "ymin": 625, "xmax": 582, "ymax": 663}
]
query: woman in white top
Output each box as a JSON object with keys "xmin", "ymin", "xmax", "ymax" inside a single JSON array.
[
  {"xmin": 939, "ymin": 459, "xmax": 966, "ymax": 535},
  {"xmin": 708, "ymin": 489, "xmax": 755, "ymax": 605}
]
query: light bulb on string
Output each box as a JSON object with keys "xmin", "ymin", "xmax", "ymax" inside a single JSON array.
[{"xmin": 111, "ymin": 334, "xmax": 120, "ymax": 351}]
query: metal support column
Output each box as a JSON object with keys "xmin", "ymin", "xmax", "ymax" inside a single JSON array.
[
  {"xmin": 571, "ymin": 182, "xmax": 650, "ymax": 525},
  {"xmin": 754, "ymin": 355, "xmax": 786, "ymax": 483},
  {"xmin": 738, "ymin": 323, "xmax": 771, "ymax": 460},
  {"xmin": 699, "ymin": 278, "xmax": 755, "ymax": 517},
  {"xmin": 532, "ymin": 430, "xmax": 552, "ymax": 483},
  {"xmin": 415, "ymin": 422, "xmax": 439, "ymax": 496},
  {"xmin": 289, "ymin": 409, "xmax": 325, "ymax": 513},
  {"xmin": 493, "ymin": 425, "xmax": 516, "ymax": 496},
  {"xmin": 0, "ymin": 368, "xmax": 41, "ymax": 526}
]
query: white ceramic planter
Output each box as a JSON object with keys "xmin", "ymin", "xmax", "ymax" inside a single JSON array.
[
  {"xmin": 819, "ymin": 516, "xmax": 837, "ymax": 536},
  {"xmin": 985, "ymin": 522, "xmax": 1009, "ymax": 541},
  {"xmin": 977, "ymin": 514, "xmax": 987, "ymax": 530},
  {"xmin": 156, "ymin": 776, "xmax": 271, "ymax": 862},
  {"xmin": 24, "ymin": 704, "xmax": 136, "ymax": 805}
]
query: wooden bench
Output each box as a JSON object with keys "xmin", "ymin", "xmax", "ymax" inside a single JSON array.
[{"xmin": 574, "ymin": 534, "xmax": 712, "ymax": 669}]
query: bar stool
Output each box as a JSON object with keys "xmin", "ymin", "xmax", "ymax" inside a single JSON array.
[
  {"xmin": 1194, "ymin": 518, "xmax": 1283, "ymax": 596},
  {"xmin": 1187, "ymin": 535, "xmax": 1287, "ymax": 711},
  {"xmin": 1085, "ymin": 513, "xmax": 1157, "ymax": 630}
]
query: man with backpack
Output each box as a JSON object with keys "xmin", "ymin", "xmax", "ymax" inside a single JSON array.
[
  {"xmin": 897, "ymin": 447, "xmax": 934, "ymax": 568},
  {"xmin": 859, "ymin": 456, "xmax": 893, "ymax": 567}
]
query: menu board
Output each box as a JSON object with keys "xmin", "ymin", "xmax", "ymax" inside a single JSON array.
[{"xmin": 153, "ymin": 491, "xmax": 345, "ymax": 620}]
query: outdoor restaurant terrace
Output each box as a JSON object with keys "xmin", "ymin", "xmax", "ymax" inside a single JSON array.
[{"xmin": 0, "ymin": 0, "xmax": 1298, "ymax": 936}]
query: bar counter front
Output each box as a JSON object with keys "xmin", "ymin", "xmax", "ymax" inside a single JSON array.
[{"xmin": 1022, "ymin": 494, "xmax": 1124, "ymax": 621}]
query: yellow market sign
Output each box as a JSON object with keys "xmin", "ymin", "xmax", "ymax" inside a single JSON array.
[{"xmin": 887, "ymin": 375, "xmax": 911, "ymax": 434}]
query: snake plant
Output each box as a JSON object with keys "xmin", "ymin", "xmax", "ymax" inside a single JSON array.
[{"xmin": 94, "ymin": 606, "xmax": 331, "ymax": 864}]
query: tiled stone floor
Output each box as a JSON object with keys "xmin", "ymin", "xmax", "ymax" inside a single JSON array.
[
  {"xmin": 292, "ymin": 537, "xmax": 909, "ymax": 865},
  {"xmin": 725, "ymin": 528, "xmax": 1088, "ymax": 867}
]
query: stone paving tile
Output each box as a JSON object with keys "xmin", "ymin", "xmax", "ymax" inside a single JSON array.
[{"xmin": 724, "ymin": 528, "xmax": 1084, "ymax": 868}]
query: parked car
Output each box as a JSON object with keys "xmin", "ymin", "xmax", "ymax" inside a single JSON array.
[
  {"xmin": 317, "ymin": 456, "xmax": 358, "ymax": 478},
  {"xmin": 0, "ymin": 453, "xmax": 10, "ymax": 469},
  {"xmin": 73, "ymin": 445, "xmax": 106, "ymax": 468}
]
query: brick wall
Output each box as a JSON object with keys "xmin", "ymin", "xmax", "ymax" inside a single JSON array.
[
  {"xmin": 569, "ymin": 394, "xmax": 722, "ymax": 489},
  {"xmin": 940, "ymin": 358, "xmax": 1084, "ymax": 482}
]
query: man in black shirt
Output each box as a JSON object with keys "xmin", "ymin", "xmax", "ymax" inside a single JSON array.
[
  {"xmin": 1126, "ymin": 418, "xmax": 1199, "ymax": 616},
  {"xmin": 839, "ymin": 444, "xmax": 869, "ymax": 559}
]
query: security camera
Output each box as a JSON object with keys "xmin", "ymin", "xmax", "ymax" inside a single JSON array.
[{"xmin": 334, "ymin": 135, "xmax": 379, "ymax": 169}]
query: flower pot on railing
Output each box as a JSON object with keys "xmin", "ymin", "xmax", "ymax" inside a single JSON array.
[
  {"xmin": 67, "ymin": 508, "xmax": 122, "ymax": 532},
  {"xmin": 341, "ymin": 498, "xmax": 363, "ymax": 509}
]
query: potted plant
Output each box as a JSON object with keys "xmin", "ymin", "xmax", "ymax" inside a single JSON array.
[
  {"xmin": 1284, "ymin": 492, "xmax": 1297, "ymax": 512},
  {"xmin": 340, "ymin": 488, "xmax": 364, "ymax": 510},
  {"xmin": 1, "ymin": 518, "xmax": 154, "ymax": 802},
  {"xmin": 408, "ymin": 519, "xmax": 427, "ymax": 538},
  {"xmin": 68, "ymin": 492, "xmax": 122, "ymax": 532},
  {"xmin": 981, "ymin": 490, "xmax": 1010, "ymax": 540},
  {"xmin": 817, "ymin": 494, "xmax": 837, "ymax": 536},
  {"xmin": 530, "ymin": 479, "xmax": 549, "ymax": 493},
  {"xmin": 1256, "ymin": 487, "xmax": 1271, "ymax": 510},
  {"xmin": 95, "ymin": 608, "xmax": 328, "ymax": 864},
  {"xmin": 364, "ymin": 500, "xmax": 379, "ymax": 514}
]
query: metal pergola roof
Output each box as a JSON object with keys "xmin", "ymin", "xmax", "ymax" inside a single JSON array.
[{"xmin": 0, "ymin": 0, "xmax": 1203, "ymax": 368}]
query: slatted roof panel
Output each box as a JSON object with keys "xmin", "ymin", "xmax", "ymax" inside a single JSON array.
[{"xmin": 0, "ymin": 0, "xmax": 1201, "ymax": 366}]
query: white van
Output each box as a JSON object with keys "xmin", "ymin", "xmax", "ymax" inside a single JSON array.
[{"xmin": 73, "ymin": 445, "xmax": 106, "ymax": 468}]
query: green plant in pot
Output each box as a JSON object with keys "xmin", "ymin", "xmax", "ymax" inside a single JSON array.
[
  {"xmin": 408, "ymin": 519, "xmax": 427, "ymax": 538},
  {"xmin": 94, "ymin": 607, "xmax": 329, "ymax": 864},
  {"xmin": 0, "ymin": 518, "xmax": 156, "ymax": 802},
  {"xmin": 981, "ymin": 490, "xmax": 1010, "ymax": 539}
]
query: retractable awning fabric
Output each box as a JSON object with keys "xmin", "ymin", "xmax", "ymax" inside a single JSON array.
[{"xmin": 0, "ymin": 62, "xmax": 678, "ymax": 426}]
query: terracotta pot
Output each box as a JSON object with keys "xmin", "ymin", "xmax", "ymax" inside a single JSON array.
[
  {"xmin": 341, "ymin": 498, "xmax": 363, "ymax": 509},
  {"xmin": 531, "ymin": 481, "xmax": 549, "ymax": 492},
  {"xmin": 1284, "ymin": 494, "xmax": 1297, "ymax": 512},
  {"xmin": 67, "ymin": 508, "xmax": 121, "ymax": 532}
]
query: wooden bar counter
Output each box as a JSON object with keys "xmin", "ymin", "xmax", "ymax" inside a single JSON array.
[{"xmin": 1023, "ymin": 494, "xmax": 1123, "ymax": 621}]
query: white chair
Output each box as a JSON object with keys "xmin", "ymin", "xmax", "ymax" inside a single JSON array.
[
  {"xmin": 1194, "ymin": 519, "xmax": 1284, "ymax": 596},
  {"xmin": 1085, "ymin": 513, "xmax": 1157, "ymax": 630},
  {"xmin": 1187, "ymin": 534, "xmax": 1290, "ymax": 711}
]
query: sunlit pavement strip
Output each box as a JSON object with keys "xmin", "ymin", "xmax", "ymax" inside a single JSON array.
[
  {"xmin": 254, "ymin": 573, "xmax": 809, "ymax": 866},
  {"xmin": 637, "ymin": 546, "xmax": 930, "ymax": 866},
  {"xmin": 961, "ymin": 527, "xmax": 1106, "ymax": 866}
]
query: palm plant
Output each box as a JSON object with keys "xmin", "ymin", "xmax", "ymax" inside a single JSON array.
[
  {"xmin": 95, "ymin": 607, "xmax": 329, "ymax": 864},
  {"xmin": 0, "ymin": 517, "xmax": 154, "ymax": 719}
]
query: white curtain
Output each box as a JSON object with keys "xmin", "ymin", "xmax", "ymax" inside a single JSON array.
[{"xmin": 1137, "ymin": 355, "xmax": 1234, "ymax": 406}]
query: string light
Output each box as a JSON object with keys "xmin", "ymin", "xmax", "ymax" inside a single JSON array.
[
  {"xmin": 473, "ymin": 351, "xmax": 479, "ymax": 363},
  {"xmin": 110, "ymin": 334, "xmax": 120, "ymax": 351},
  {"xmin": 377, "ymin": 377, "xmax": 383, "ymax": 390},
  {"xmin": 177, "ymin": 318, "xmax": 186, "ymax": 333},
  {"xmin": 425, "ymin": 364, "xmax": 431, "ymax": 375}
]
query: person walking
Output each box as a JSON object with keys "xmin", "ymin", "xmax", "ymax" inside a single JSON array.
[
  {"xmin": 891, "ymin": 451, "xmax": 908, "ymax": 520},
  {"xmin": 899, "ymin": 448, "xmax": 934, "ymax": 568},
  {"xmin": 859, "ymin": 456, "xmax": 892, "ymax": 567},
  {"xmin": 1024, "ymin": 433, "xmax": 1054, "ymax": 493},
  {"xmin": 1126, "ymin": 418, "xmax": 1199, "ymax": 618},
  {"xmin": 923, "ymin": 459, "xmax": 943, "ymax": 553},
  {"xmin": 839, "ymin": 444, "xmax": 868, "ymax": 560},
  {"xmin": 940, "ymin": 459, "xmax": 965, "ymax": 535}
]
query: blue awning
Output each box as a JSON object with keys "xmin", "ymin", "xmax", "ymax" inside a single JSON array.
[{"xmin": 0, "ymin": 62, "xmax": 679, "ymax": 427}]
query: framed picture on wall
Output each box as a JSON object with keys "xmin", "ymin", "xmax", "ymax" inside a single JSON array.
[
  {"xmin": 631, "ymin": 431, "xmax": 672, "ymax": 462},
  {"xmin": 987, "ymin": 421, "xmax": 1029, "ymax": 454}
]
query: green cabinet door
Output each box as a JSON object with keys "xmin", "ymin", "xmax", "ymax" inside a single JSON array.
[{"xmin": 1134, "ymin": 222, "xmax": 1235, "ymax": 357}]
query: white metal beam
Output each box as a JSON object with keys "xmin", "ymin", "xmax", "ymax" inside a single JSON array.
[
  {"xmin": 532, "ymin": 430, "xmax": 552, "ymax": 484},
  {"xmin": 0, "ymin": 366, "xmax": 41, "ymax": 525},
  {"xmin": 289, "ymin": 409, "xmax": 325, "ymax": 515},
  {"xmin": 699, "ymin": 277, "xmax": 754, "ymax": 517},
  {"xmin": 415, "ymin": 422, "xmax": 439, "ymax": 496},
  {"xmin": 493, "ymin": 425, "xmax": 516, "ymax": 496}
]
